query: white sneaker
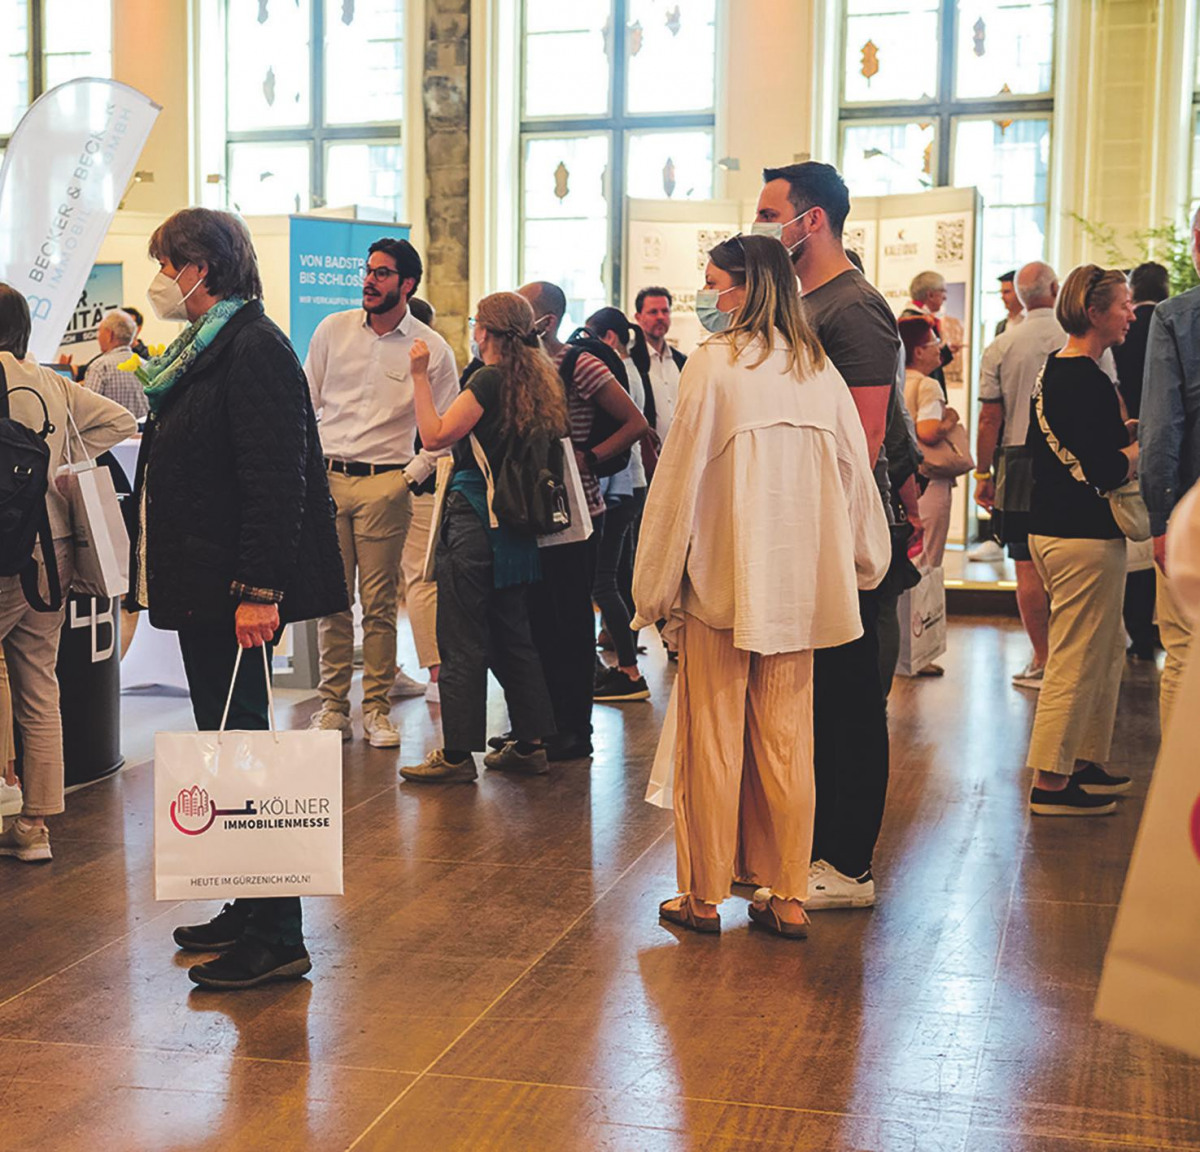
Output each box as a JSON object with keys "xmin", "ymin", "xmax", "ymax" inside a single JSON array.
[
  {"xmin": 1012, "ymin": 662, "xmax": 1045, "ymax": 690},
  {"xmin": 424, "ymin": 680, "xmax": 440, "ymax": 704},
  {"xmin": 0, "ymin": 817, "xmax": 52, "ymax": 862},
  {"xmin": 309, "ymin": 707, "xmax": 353, "ymax": 742},
  {"xmin": 363, "ymin": 709, "xmax": 401, "ymax": 749},
  {"xmin": 967, "ymin": 540, "xmax": 1005, "ymax": 563},
  {"xmin": 0, "ymin": 780, "xmax": 22, "ymax": 818},
  {"xmin": 389, "ymin": 665, "xmax": 427, "ymax": 699},
  {"xmin": 805, "ymin": 860, "xmax": 876, "ymax": 909}
]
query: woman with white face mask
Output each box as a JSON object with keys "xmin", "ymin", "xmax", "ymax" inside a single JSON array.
[
  {"xmin": 129, "ymin": 208, "xmax": 348, "ymax": 991},
  {"xmin": 633, "ymin": 234, "xmax": 890, "ymax": 938}
]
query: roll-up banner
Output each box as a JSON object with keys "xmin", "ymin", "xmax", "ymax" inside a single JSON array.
[{"xmin": 0, "ymin": 79, "xmax": 159, "ymax": 362}]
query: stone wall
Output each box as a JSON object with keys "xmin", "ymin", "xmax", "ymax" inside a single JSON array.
[{"xmin": 423, "ymin": 0, "xmax": 471, "ymax": 364}]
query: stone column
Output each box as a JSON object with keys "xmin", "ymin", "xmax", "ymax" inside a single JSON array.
[{"xmin": 424, "ymin": 0, "xmax": 471, "ymax": 364}]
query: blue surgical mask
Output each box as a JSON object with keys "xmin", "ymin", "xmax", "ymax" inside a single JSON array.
[
  {"xmin": 469, "ymin": 337, "xmax": 482, "ymax": 361},
  {"xmin": 751, "ymin": 207, "xmax": 814, "ymax": 253},
  {"xmin": 695, "ymin": 286, "xmax": 738, "ymax": 333}
]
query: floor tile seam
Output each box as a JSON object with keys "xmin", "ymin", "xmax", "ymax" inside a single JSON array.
[
  {"xmin": 1015, "ymin": 897, "xmax": 1121, "ymax": 908},
  {"xmin": 0, "ymin": 1034, "xmax": 407, "ymax": 1077},
  {"xmin": 965, "ymin": 1117, "xmax": 1198, "ymax": 1151},
  {"xmin": 420, "ymin": 1072, "xmax": 976, "ymax": 1125},
  {"xmin": 971, "ymin": 1099, "xmax": 1200, "ymax": 1134},
  {"xmin": 963, "ymin": 797, "xmax": 1034, "ymax": 1142},
  {"xmin": 341, "ymin": 823, "xmax": 675, "ymax": 1152},
  {"xmin": 343, "ymin": 786, "xmax": 406, "ymax": 816},
  {"xmin": 0, "ymin": 903, "xmax": 184, "ymax": 1014}
]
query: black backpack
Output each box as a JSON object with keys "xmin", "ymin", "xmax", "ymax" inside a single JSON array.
[
  {"xmin": 489, "ymin": 433, "xmax": 571, "ymax": 537},
  {"xmin": 0, "ymin": 359, "xmax": 63, "ymax": 612},
  {"xmin": 558, "ymin": 329, "xmax": 632, "ymax": 478}
]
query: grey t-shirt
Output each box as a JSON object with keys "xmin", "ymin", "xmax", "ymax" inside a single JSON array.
[{"xmin": 803, "ymin": 269, "xmax": 902, "ymax": 508}]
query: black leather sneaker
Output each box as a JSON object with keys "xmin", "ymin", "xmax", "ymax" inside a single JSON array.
[
  {"xmin": 1073, "ymin": 761, "xmax": 1133, "ymax": 795},
  {"xmin": 173, "ymin": 903, "xmax": 248, "ymax": 953},
  {"xmin": 188, "ymin": 938, "xmax": 312, "ymax": 990}
]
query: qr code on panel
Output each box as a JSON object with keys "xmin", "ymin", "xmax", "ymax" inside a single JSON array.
[
  {"xmin": 843, "ymin": 226, "xmax": 867, "ymax": 264},
  {"xmin": 697, "ymin": 230, "xmax": 734, "ymax": 272},
  {"xmin": 935, "ymin": 218, "xmax": 965, "ymax": 265}
]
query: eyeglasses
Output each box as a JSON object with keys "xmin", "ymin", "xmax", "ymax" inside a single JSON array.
[{"xmin": 362, "ymin": 265, "xmax": 400, "ymax": 282}]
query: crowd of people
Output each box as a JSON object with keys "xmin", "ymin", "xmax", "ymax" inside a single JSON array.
[{"xmin": 1, "ymin": 157, "xmax": 1196, "ymax": 986}]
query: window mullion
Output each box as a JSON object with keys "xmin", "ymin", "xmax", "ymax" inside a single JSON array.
[
  {"xmin": 31, "ymin": 0, "xmax": 46, "ymax": 98},
  {"xmin": 312, "ymin": 0, "xmax": 325, "ymax": 206},
  {"xmin": 609, "ymin": 0, "xmax": 628, "ymax": 305},
  {"xmin": 935, "ymin": 0, "xmax": 956, "ymax": 184}
]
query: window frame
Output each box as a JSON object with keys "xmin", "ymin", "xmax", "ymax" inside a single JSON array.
[
  {"xmin": 221, "ymin": 0, "xmax": 406, "ymax": 217},
  {"xmin": 836, "ymin": 1, "xmax": 1055, "ymax": 188},
  {"xmin": 0, "ymin": 0, "xmax": 114, "ymax": 152},
  {"xmin": 517, "ymin": 0, "xmax": 719, "ymax": 305}
]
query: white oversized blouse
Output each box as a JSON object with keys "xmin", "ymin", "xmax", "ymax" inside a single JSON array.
[{"xmin": 631, "ymin": 332, "xmax": 891, "ymax": 655}]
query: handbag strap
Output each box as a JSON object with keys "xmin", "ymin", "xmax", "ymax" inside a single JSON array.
[
  {"xmin": 218, "ymin": 644, "xmax": 278, "ymax": 742},
  {"xmin": 468, "ymin": 433, "xmax": 499, "ymax": 528},
  {"xmin": 1033, "ymin": 364, "xmax": 1095, "ymax": 489}
]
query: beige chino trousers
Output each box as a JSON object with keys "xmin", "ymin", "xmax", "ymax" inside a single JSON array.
[
  {"xmin": 673, "ymin": 614, "xmax": 815, "ymax": 905},
  {"xmin": 1027, "ymin": 535, "xmax": 1126, "ymax": 776},
  {"xmin": 398, "ymin": 490, "xmax": 440, "ymax": 670},
  {"xmin": 319, "ymin": 469, "xmax": 412, "ymax": 716}
]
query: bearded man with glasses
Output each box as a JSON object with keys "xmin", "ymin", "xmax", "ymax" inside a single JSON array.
[{"xmin": 303, "ymin": 238, "xmax": 459, "ymax": 749}]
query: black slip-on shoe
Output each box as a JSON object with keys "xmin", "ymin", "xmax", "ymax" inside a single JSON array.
[
  {"xmin": 1073, "ymin": 761, "xmax": 1133, "ymax": 796},
  {"xmin": 1030, "ymin": 776, "xmax": 1117, "ymax": 816},
  {"xmin": 188, "ymin": 938, "xmax": 312, "ymax": 990},
  {"xmin": 173, "ymin": 902, "xmax": 248, "ymax": 953},
  {"xmin": 594, "ymin": 668, "xmax": 651, "ymax": 702}
]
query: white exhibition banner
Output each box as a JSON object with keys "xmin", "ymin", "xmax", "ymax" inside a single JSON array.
[
  {"xmin": 848, "ymin": 188, "xmax": 983, "ymax": 546},
  {"xmin": 0, "ymin": 79, "xmax": 160, "ymax": 362},
  {"xmin": 624, "ymin": 198, "xmax": 742, "ymax": 354}
]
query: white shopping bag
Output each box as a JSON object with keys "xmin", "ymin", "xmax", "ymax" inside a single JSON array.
[
  {"xmin": 57, "ymin": 409, "xmax": 130, "ymax": 598},
  {"xmin": 1094, "ymin": 650, "xmax": 1200, "ymax": 1057},
  {"xmin": 539, "ymin": 439, "xmax": 593, "ymax": 549},
  {"xmin": 422, "ymin": 455, "xmax": 456, "ymax": 581},
  {"xmin": 645, "ymin": 678, "xmax": 679, "ymax": 810},
  {"xmin": 895, "ymin": 565, "xmax": 947, "ymax": 677},
  {"xmin": 154, "ymin": 646, "xmax": 343, "ymax": 901}
]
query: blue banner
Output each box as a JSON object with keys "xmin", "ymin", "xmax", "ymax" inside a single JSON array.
[{"xmin": 289, "ymin": 215, "xmax": 411, "ymax": 363}]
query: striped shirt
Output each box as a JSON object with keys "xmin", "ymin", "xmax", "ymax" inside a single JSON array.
[
  {"xmin": 551, "ymin": 346, "xmax": 615, "ymax": 519},
  {"xmin": 84, "ymin": 346, "xmax": 148, "ymax": 420}
]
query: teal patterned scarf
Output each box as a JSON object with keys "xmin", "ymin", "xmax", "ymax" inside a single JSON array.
[{"xmin": 140, "ymin": 297, "xmax": 248, "ymax": 414}]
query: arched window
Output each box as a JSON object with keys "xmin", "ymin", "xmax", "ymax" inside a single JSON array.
[
  {"xmin": 0, "ymin": 0, "xmax": 113, "ymax": 158},
  {"xmin": 518, "ymin": 0, "xmax": 719, "ymax": 328},
  {"xmin": 838, "ymin": 0, "xmax": 1055, "ymax": 327}
]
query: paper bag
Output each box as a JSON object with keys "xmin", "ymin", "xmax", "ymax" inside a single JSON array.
[
  {"xmin": 895, "ymin": 565, "xmax": 947, "ymax": 677},
  {"xmin": 59, "ymin": 462, "xmax": 130, "ymax": 598},
  {"xmin": 1094, "ymin": 650, "xmax": 1200, "ymax": 1057},
  {"xmin": 154, "ymin": 648, "xmax": 343, "ymax": 901}
]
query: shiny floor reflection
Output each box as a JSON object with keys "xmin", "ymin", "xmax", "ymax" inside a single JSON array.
[{"xmin": 0, "ymin": 615, "xmax": 1194, "ymax": 1151}]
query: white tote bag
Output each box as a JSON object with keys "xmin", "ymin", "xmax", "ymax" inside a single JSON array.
[
  {"xmin": 644, "ymin": 679, "xmax": 679, "ymax": 810},
  {"xmin": 538, "ymin": 439, "xmax": 593, "ymax": 548},
  {"xmin": 895, "ymin": 565, "xmax": 947, "ymax": 677},
  {"xmin": 154, "ymin": 646, "xmax": 344, "ymax": 901},
  {"xmin": 1094, "ymin": 649, "xmax": 1200, "ymax": 1057},
  {"xmin": 57, "ymin": 409, "xmax": 130, "ymax": 598},
  {"xmin": 421, "ymin": 455, "xmax": 456, "ymax": 582}
]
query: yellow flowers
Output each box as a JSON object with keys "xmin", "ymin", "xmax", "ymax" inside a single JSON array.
[{"xmin": 117, "ymin": 354, "xmax": 141, "ymax": 373}]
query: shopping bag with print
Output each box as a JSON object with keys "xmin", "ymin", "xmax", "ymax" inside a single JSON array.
[
  {"xmin": 1094, "ymin": 650, "xmax": 1200, "ymax": 1057},
  {"xmin": 645, "ymin": 679, "xmax": 678, "ymax": 810},
  {"xmin": 154, "ymin": 646, "xmax": 343, "ymax": 901},
  {"xmin": 58, "ymin": 409, "xmax": 129, "ymax": 598},
  {"xmin": 895, "ymin": 565, "xmax": 946, "ymax": 677},
  {"xmin": 539, "ymin": 439, "xmax": 593, "ymax": 548}
]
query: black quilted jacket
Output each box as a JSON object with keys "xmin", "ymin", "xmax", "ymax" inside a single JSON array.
[{"xmin": 129, "ymin": 301, "xmax": 348, "ymax": 630}]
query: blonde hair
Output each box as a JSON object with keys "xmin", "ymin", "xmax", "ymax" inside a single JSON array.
[
  {"xmin": 706, "ymin": 234, "xmax": 826, "ymax": 375},
  {"xmin": 1056, "ymin": 264, "xmax": 1128, "ymax": 337},
  {"xmin": 475, "ymin": 292, "xmax": 569, "ymax": 439}
]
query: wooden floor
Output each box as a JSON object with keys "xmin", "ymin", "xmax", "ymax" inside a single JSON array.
[{"xmin": 2, "ymin": 616, "xmax": 1196, "ymax": 1151}]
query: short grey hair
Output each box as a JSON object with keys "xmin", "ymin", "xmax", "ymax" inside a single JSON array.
[
  {"xmin": 1015, "ymin": 261, "xmax": 1058, "ymax": 309},
  {"xmin": 909, "ymin": 270, "xmax": 946, "ymax": 303},
  {"xmin": 99, "ymin": 309, "xmax": 137, "ymax": 345}
]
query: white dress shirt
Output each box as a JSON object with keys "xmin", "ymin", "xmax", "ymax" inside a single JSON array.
[
  {"xmin": 647, "ymin": 341, "xmax": 682, "ymax": 441},
  {"xmin": 632, "ymin": 333, "xmax": 891, "ymax": 654},
  {"xmin": 304, "ymin": 307, "xmax": 459, "ymax": 483}
]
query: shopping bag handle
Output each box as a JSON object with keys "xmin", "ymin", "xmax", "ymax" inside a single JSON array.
[{"xmin": 218, "ymin": 644, "xmax": 278, "ymax": 743}]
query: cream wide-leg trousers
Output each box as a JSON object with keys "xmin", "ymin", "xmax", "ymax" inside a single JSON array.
[{"xmin": 672, "ymin": 614, "xmax": 814, "ymax": 905}]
